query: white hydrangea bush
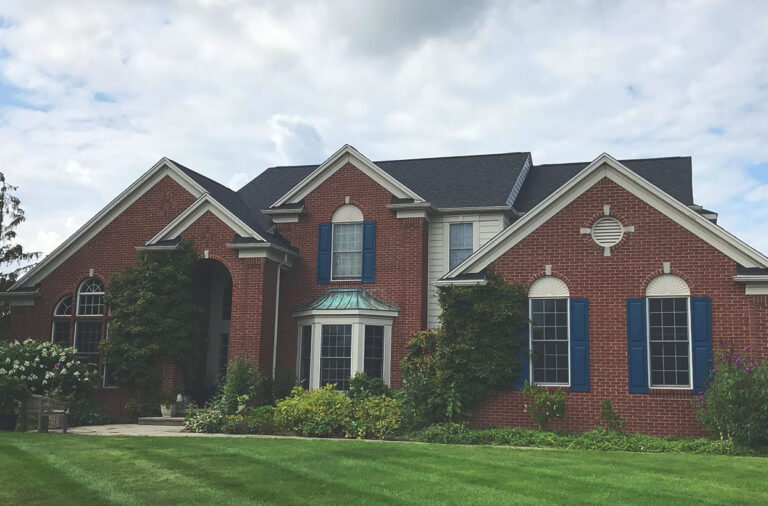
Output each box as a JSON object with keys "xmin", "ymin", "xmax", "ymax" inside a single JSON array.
[{"xmin": 0, "ymin": 339, "xmax": 98, "ymax": 397}]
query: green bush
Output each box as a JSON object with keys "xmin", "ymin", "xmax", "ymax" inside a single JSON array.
[
  {"xmin": 274, "ymin": 385, "xmax": 352, "ymax": 437},
  {"xmin": 410, "ymin": 424, "xmax": 749, "ymax": 456},
  {"xmin": 183, "ymin": 406, "xmax": 225, "ymax": 433},
  {"xmin": 0, "ymin": 376, "xmax": 28, "ymax": 413},
  {"xmin": 522, "ymin": 382, "xmax": 567, "ymax": 430},
  {"xmin": 694, "ymin": 347, "xmax": 768, "ymax": 447},
  {"xmin": 219, "ymin": 355, "xmax": 265, "ymax": 415},
  {"xmin": 221, "ymin": 414, "xmax": 247, "ymax": 434},
  {"xmin": 347, "ymin": 372, "xmax": 391, "ymax": 400},
  {"xmin": 245, "ymin": 405, "xmax": 281, "ymax": 435},
  {"xmin": 595, "ymin": 399, "xmax": 627, "ymax": 433},
  {"xmin": 346, "ymin": 395, "xmax": 402, "ymax": 439}
]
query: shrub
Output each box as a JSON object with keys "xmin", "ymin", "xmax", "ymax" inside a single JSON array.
[
  {"xmin": 346, "ymin": 395, "xmax": 402, "ymax": 439},
  {"xmin": 595, "ymin": 399, "xmax": 627, "ymax": 433},
  {"xmin": 522, "ymin": 382, "xmax": 567, "ymax": 430},
  {"xmin": 183, "ymin": 406, "xmax": 225, "ymax": 433},
  {"xmin": 221, "ymin": 414, "xmax": 247, "ymax": 434},
  {"xmin": 245, "ymin": 405, "xmax": 281, "ymax": 434},
  {"xmin": 347, "ymin": 372, "xmax": 391, "ymax": 400},
  {"xmin": 0, "ymin": 376, "xmax": 28, "ymax": 413},
  {"xmin": 68, "ymin": 397, "xmax": 111, "ymax": 426},
  {"xmin": 694, "ymin": 346, "xmax": 768, "ymax": 447},
  {"xmin": 410, "ymin": 425, "xmax": 746, "ymax": 456},
  {"xmin": 399, "ymin": 272, "xmax": 528, "ymax": 428},
  {"xmin": 274, "ymin": 385, "xmax": 351, "ymax": 437},
  {"xmin": 0, "ymin": 340, "xmax": 97, "ymax": 398},
  {"xmin": 220, "ymin": 355, "xmax": 265, "ymax": 415}
]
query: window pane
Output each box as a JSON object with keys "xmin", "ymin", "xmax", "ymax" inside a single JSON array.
[
  {"xmin": 54, "ymin": 296, "xmax": 73, "ymax": 316},
  {"xmin": 449, "ymin": 223, "xmax": 473, "ymax": 270},
  {"xmin": 300, "ymin": 325, "xmax": 312, "ymax": 386},
  {"xmin": 51, "ymin": 321, "xmax": 70, "ymax": 346},
  {"xmin": 320, "ymin": 324, "xmax": 352, "ymax": 390},
  {"xmin": 332, "ymin": 223, "xmax": 363, "ymax": 279},
  {"xmin": 648, "ymin": 297, "xmax": 690, "ymax": 387},
  {"xmin": 364, "ymin": 325, "xmax": 384, "ymax": 379},
  {"xmin": 78, "ymin": 279, "xmax": 105, "ymax": 316},
  {"xmin": 530, "ymin": 298, "xmax": 569, "ymax": 384},
  {"xmin": 75, "ymin": 321, "xmax": 102, "ymax": 366}
]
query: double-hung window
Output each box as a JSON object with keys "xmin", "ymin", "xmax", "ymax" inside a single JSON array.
[
  {"xmin": 332, "ymin": 223, "xmax": 363, "ymax": 280},
  {"xmin": 320, "ymin": 324, "xmax": 352, "ymax": 390},
  {"xmin": 449, "ymin": 223, "xmax": 473, "ymax": 270},
  {"xmin": 530, "ymin": 298, "xmax": 570, "ymax": 385},
  {"xmin": 364, "ymin": 325, "xmax": 384, "ymax": 379},
  {"xmin": 51, "ymin": 295, "xmax": 73, "ymax": 346},
  {"xmin": 647, "ymin": 297, "xmax": 691, "ymax": 388}
]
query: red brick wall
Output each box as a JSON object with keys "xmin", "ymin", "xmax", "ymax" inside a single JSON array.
[
  {"xmin": 470, "ymin": 177, "xmax": 768, "ymax": 437},
  {"xmin": 274, "ymin": 162, "xmax": 429, "ymax": 386}
]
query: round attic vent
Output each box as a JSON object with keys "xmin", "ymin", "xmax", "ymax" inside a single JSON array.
[{"xmin": 591, "ymin": 217, "xmax": 624, "ymax": 247}]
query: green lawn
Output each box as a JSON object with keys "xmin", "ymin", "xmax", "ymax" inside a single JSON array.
[{"xmin": 1, "ymin": 434, "xmax": 766, "ymax": 505}]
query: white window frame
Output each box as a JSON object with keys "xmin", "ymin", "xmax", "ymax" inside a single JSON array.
[
  {"xmin": 448, "ymin": 222, "xmax": 474, "ymax": 271},
  {"xmin": 76, "ymin": 278, "xmax": 105, "ymax": 316},
  {"xmin": 330, "ymin": 222, "xmax": 364, "ymax": 281},
  {"xmin": 53, "ymin": 295, "xmax": 73, "ymax": 316},
  {"xmin": 73, "ymin": 320, "xmax": 102, "ymax": 359},
  {"xmin": 50, "ymin": 320, "xmax": 71, "ymax": 345},
  {"xmin": 529, "ymin": 297, "xmax": 571, "ymax": 387},
  {"xmin": 645, "ymin": 296, "xmax": 693, "ymax": 390},
  {"xmin": 296, "ymin": 316, "xmax": 393, "ymax": 390},
  {"xmin": 442, "ymin": 216, "xmax": 480, "ymax": 273}
]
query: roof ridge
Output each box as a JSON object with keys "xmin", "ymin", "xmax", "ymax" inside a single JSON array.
[
  {"xmin": 373, "ymin": 151, "xmax": 530, "ymax": 164},
  {"xmin": 534, "ymin": 155, "xmax": 691, "ymax": 169}
]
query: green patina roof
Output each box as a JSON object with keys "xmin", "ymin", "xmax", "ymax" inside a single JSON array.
[{"xmin": 295, "ymin": 288, "xmax": 399, "ymax": 313}]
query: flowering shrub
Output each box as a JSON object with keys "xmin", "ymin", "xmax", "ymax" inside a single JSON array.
[
  {"xmin": 694, "ymin": 346, "xmax": 768, "ymax": 447},
  {"xmin": 0, "ymin": 340, "xmax": 97, "ymax": 398},
  {"xmin": 183, "ymin": 406, "xmax": 225, "ymax": 433},
  {"xmin": 522, "ymin": 381, "xmax": 567, "ymax": 430},
  {"xmin": 274, "ymin": 385, "xmax": 352, "ymax": 437}
]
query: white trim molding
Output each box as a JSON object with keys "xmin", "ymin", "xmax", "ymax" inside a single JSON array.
[
  {"xmin": 271, "ymin": 144, "xmax": 425, "ymax": 207},
  {"xmin": 442, "ymin": 153, "xmax": 768, "ymax": 281},
  {"xmin": 0, "ymin": 290, "xmax": 40, "ymax": 307},
  {"xmin": 9, "ymin": 158, "xmax": 207, "ymax": 291}
]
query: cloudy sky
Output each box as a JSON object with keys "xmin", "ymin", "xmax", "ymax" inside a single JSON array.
[{"xmin": 1, "ymin": 0, "xmax": 767, "ymax": 259}]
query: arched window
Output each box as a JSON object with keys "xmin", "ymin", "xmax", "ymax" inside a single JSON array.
[
  {"xmin": 331, "ymin": 205, "xmax": 364, "ymax": 280},
  {"xmin": 77, "ymin": 278, "xmax": 105, "ymax": 316},
  {"xmin": 645, "ymin": 274, "xmax": 691, "ymax": 388},
  {"xmin": 51, "ymin": 295, "xmax": 73, "ymax": 346},
  {"xmin": 528, "ymin": 276, "xmax": 570, "ymax": 385}
]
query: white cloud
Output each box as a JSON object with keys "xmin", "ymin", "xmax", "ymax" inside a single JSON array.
[{"xmin": 0, "ymin": 0, "xmax": 766, "ymax": 254}]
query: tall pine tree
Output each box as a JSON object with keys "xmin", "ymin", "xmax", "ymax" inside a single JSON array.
[{"xmin": 0, "ymin": 172, "xmax": 41, "ymax": 337}]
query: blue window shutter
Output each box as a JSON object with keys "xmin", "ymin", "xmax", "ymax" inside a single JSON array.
[
  {"xmin": 569, "ymin": 298, "xmax": 590, "ymax": 392},
  {"xmin": 317, "ymin": 223, "xmax": 331, "ymax": 284},
  {"xmin": 691, "ymin": 297, "xmax": 713, "ymax": 392},
  {"xmin": 513, "ymin": 299, "xmax": 530, "ymax": 390},
  {"xmin": 626, "ymin": 298, "xmax": 649, "ymax": 393},
  {"xmin": 362, "ymin": 221, "xmax": 376, "ymax": 284}
]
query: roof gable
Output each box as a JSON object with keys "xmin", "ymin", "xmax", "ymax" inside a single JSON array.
[
  {"xmin": 270, "ymin": 145, "xmax": 424, "ymax": 207},
  {"xmin": 442, "ymin": 153, "xmax": 768, "ymax": 281}
]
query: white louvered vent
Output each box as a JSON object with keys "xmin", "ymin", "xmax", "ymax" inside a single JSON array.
[{"xmin": 591, "ymin": 217, "xmax": 624, "ymax": 247}]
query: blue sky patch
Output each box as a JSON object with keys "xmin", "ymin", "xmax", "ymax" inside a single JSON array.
[
  {"xmin": 747, "ymin": 162, "xmax": 768, "ymax": 182},
  {"xmin": 0, "ymin": 79, "xmax": 48, "ymax": 111},
  {"xmin": 93, "ymin": 92, "xmax": 116, "ymax": 103},
  {"xmin": 707, "ymin": 126, "xmax": 725, "ymax": 135}
]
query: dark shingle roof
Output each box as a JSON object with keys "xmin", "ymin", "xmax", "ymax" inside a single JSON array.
[
  {"xmin": 171, "ymin": 160, "xmax": 295, "ymax": 249},
  {"xmin": 513, "ymin": 157, "xmax": 693, "ymax": 213}
]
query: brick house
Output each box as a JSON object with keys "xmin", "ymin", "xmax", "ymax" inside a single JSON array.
[{"xmin": 4, "ymin": 145, "xmax": 768, "ymax": 435}]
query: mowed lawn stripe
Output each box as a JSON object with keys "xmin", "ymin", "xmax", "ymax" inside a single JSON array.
[{"xmin": 1, "ymin": 434, "xmax": 766, "ymax": 505}]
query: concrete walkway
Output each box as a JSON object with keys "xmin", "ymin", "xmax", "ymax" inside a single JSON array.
[{"xmin": 66, "ymin": 424, "xmax": 318, "ymax": 440}]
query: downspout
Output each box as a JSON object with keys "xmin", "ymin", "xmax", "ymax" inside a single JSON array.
[{"xmin": 271, "ymin": 254, "xmax": 285, "ymax": 380}]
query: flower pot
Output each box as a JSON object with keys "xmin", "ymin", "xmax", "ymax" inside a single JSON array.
[
  {"xmin": 160, "ymin": 404, "xmax": 177, "ymax": 418},
  {"xmin": 0, "ymin": 414, "xmax": 18, "ymax": 431}
]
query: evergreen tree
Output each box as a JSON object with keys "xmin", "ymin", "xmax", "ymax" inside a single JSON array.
[{"xmin": 0, "ymin": 172, "xmax": 41, "ymax": 336}]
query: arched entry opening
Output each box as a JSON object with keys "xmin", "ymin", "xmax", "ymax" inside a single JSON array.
[{"xmin": 190, "ymin": 259, "xmax": 233, "ymax": 398}]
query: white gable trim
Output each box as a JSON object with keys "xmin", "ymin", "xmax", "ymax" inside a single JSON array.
[
  {"xmin": 146, "ymin": 194, "xmax": 265, "ymax": 244},
  {"xmin": 443, "ymin": 153, "xmax": 768, "ymax": 279},
  {"xmin": 270, "ymin": 144, "xmax": 425, "ymax": 207},
  {"xmin": 10, "ymin": 158, "xmax": 207, "ymax": 290}
]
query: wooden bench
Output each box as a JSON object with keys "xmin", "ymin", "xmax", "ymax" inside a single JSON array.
[{"xmin": 20, "ymin": 394, "xmax": 69, "ymax": 433}]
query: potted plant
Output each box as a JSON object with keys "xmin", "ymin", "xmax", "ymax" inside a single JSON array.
[
  {"xmin": 160, "ymin": 395, "xmax": 178, "ymax": 418},
  {"xmin": 0, "ymin": 376, "xmax": 29, "ymax": 431}
]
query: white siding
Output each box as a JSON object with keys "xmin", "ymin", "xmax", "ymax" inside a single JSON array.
[{"xmin": 427, "ymin": 213, "xmax": 506, "ymax": 328}]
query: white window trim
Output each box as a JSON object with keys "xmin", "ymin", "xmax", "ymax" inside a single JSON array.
[
  {"xmin": 73, "ymin": 320, "xmax": 101, "ymax": 358},
  {"xmin": 645, "ymin": 296, "xmax": 693, "ymax": 390},
  {"xmin": 529, "ymin": 297, "xmax": 571, "ymax": 387},
  {"xmin": 296, "ymin": 315, "xmax": 393, "ymax": 389},
  {"xmin": 50, "ymin": 320, "xmax": 70, "ymax": 345},
  {"xmin": 443, "ymin": 217, "xmax": 480, "ymax": 273},
  {"xmin": 76, "ymin": 278, "xmax": 105, "ymax": 316},
  {"xmin": 53, "ymin": 295, "xmax": 73, "ymax": 316},
  {"xmin": 330, "ymin": 222, "xmax": 364, "ymax": 282}
]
